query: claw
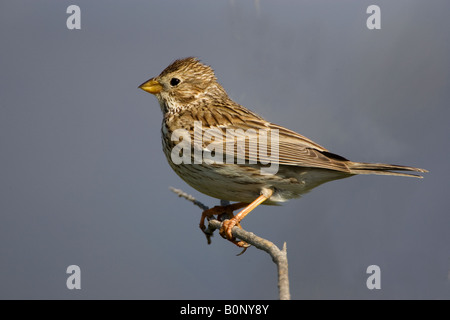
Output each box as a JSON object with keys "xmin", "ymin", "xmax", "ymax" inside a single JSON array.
[
  {"xmin": 219, "ymin": 218, "xmax": 250, "ymax": 249},
  {"xmin": 236, "ymin": 246, "xmax": 249, "ymax": 256}
]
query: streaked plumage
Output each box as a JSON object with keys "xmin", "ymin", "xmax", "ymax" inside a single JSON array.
[{"xmin": 139, "ymin": 57, "xmax": 427, "ymax": 246}]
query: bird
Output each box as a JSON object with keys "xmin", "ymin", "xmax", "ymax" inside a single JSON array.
[{"xmin": 139, "ymin": 57, "xmax": 427, "ymax": 249}]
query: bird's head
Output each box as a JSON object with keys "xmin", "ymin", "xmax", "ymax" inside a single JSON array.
[{"xmin": 139, "ymin": 57, "xmax": 226, "ymax": 114}]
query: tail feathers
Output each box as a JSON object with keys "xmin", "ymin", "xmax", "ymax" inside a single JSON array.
[{"xmin": 347, "ymin": 162, "xmax": 428, "ymax": 178}]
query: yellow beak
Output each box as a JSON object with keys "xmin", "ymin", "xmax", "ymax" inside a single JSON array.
[{"xmin": 139, "ymin": 79, "xmax": 162, "ymax": 94}]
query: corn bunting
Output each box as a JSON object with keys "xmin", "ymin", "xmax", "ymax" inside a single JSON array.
[{"xmin": 139, "ymin": 57, "xmax": 427, "ymax": 248}]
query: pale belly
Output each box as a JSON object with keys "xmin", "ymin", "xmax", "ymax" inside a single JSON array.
[{"xmin": 167, "ymin": 161, "xmax": 351, "ymax": 204}]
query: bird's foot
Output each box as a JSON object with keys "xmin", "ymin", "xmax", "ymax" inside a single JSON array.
[
  {"xmin": 220, "ymin": 217, "xmax": 250, "ymax": 254},
  {"xmin": 200, "ymin": 202, "xmax": 249, "ymax": 249}
]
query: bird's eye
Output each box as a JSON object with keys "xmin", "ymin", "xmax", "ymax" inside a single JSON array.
[{"xmin": 170, "ymin": 78, "xmax": 181, "ymax": 86}]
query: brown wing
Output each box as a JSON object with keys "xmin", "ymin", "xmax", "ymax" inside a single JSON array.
[{"xmin": 184, "ymin": 101, "xmax": 352, "ymax": 173}]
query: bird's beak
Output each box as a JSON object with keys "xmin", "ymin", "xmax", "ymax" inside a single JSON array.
[{"xmin": 139, "ymin": 78, "xmax": 162, "ymax": 95}]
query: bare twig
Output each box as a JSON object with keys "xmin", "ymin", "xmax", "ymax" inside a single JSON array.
[
  {"xmin": 169, "ymin": 187, "xmax": 209, "ymax": 211},
  {"xmin": 169, "ymin": 187, "xmax": 291, "ymax": 300}
]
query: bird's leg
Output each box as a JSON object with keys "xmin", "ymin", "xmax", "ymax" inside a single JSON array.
[
  {"xmin": 220, "ymin": 188, "xmax": 274, "ymax": 248},
  {"xmin": 200, "ymin": 202, "xmax": 248, "ymax": 244}
]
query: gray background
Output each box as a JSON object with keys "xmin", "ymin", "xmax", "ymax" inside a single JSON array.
[{"xmin": 1, "ymin": 0, "xmax": 449, "ymax": 299}]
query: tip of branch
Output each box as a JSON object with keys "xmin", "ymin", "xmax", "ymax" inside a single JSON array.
[{"xmin": 169, "ymin": 186, "xmax": 209, "ymax": 211}]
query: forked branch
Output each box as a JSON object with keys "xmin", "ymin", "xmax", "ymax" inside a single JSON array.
[{"xmin": 170, "ymin": 187, "xmax": 291, "ymax": 300}]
